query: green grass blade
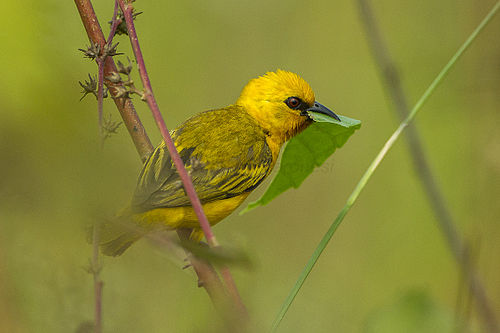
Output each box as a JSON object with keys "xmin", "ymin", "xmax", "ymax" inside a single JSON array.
[{"xmin": 271, "ymin": 2, "xmax": 500, "ymax": 331}]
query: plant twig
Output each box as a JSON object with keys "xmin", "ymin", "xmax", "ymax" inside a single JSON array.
[
  {"xmin": 176, "ymin": 229, "xmax": 227, "ymax": 305},
  {"xmin": 107, "ymin": 0, "xmax": 121, "ymax": 44},
  {"xmin": 91, "ymin": 225, "xmax": 103, "ymax": 333},
  {"xmin": 356, "ymin": 1, "xmax": 499, "ymax": 332},
  {"xmin": 75, "ymin": 0, "xmax": 152, "ymax": 162},
  {"xmin": 116, "ymin": 0, "xmax": 217, "ymax": 246},
  {"xmin": 116, "ymin": 0, "xmax": 247, "ymax": 317},
  {"xmin": 454, "ymin": 238, "xmax": 479, "ymax": 333},
  {"xmin": 96, "ymin": 57, "xmax": 105, "ymax": 143},
  {"xmin": 271, "ymin": 2, "xmax": 500, "ymax": 331},
  {"xmin": 96, "ymin": 0, "xmax": 120, "ymax": 147},
  {"xmin": 75, "ymin": 0, "xmax": 244, "ymax": 319},
  {"xmin": 220, "ymin": 266, "xmax": 247, "ymax": 316}
]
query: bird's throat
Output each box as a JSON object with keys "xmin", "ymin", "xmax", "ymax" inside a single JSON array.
[{"xmin": 264, "ymin": 117, "xmax": 312, "ymax": 160}]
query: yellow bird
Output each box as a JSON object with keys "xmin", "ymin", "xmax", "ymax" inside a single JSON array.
[{"xmin": 99, "ymin": 70, "xmax": 339, "ymax": 256}]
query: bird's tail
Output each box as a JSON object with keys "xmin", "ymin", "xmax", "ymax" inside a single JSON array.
[
  {"xmin": 88, "ymin": 211, "xmax": 146, "ymax": 257},
  {"xmin": 88, "ymin": 210, "xmax": 205, "ymax": 256}
]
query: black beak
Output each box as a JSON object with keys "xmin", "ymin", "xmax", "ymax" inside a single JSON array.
[{"xmin": 305, "ymin": 102, "xmax": 340, "ymax": 122}]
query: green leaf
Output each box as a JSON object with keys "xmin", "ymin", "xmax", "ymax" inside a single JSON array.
[
  {"xmin": 241, "ymin": 114, "xmax": 361, "ymax": 214},
  {"xmin": 307, "ymin": 111, "xmax": 358, "ymax": 127}
]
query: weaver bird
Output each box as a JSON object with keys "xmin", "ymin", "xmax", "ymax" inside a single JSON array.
[{"xmin": 99, "ymin": 70, "xmax": 339, "ymax": 256}]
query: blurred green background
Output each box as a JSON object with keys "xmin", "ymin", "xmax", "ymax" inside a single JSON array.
[{"xmin": 0, "ymin": 1, "xmax": 499, "ymax": 332}]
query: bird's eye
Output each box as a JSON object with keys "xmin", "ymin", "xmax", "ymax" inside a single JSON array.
[{"xmin": 284, "ymin": 97, "xmax": 301, "ymax": 109}]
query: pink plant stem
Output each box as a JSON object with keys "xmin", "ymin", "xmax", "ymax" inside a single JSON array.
[
  {"xmin": 76, "ymin": 0, "xmax": 246, "ymax": 319},
  {"xmin": 97, "ymin": 1, "xmax": 119, "ymax": 144},
  {"xmin": 75, "ymin": 0, "xmax": 153, "ymax": 161},
  {"xmin": 96, "ymin": 1, "xmax": 120, "ymax": 144},
  {"xmin": 116, "ymin": 0, "xmax": 217, "ymax": 247},
  {"xmin": 106, "ymin": 0, "xmax": 120, "ymax": 44},
  {"xmin": 97, "ymin": 58, "xmax": 104, "ymax": 140},
  {"xmin": 117, "ymin": 0, "xmax": 247, "ymax": 316},
  {"xmin": 75, "ymin": 0, "xmax": 225, "ymax": 307},
  {"xmin": 221, "ymin": 267, "xmax": 248, "ymax": 315},
  {"xmin": 92, "ymin": 224, "xmax": 103, "ymax": 333}
]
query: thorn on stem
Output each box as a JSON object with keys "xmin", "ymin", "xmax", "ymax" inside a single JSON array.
[
  {"xmin": 79, "ymin": 40, "xmax": 122, "ymax": 63},
  {"xmin": 79, "ymin": 41, "xmax": 101, "ymax": 60},
  {"xmin": 103, "ymin": 42, "xmax": 123, "ymax": 58},
  {"xmin": 79, "ymin": 74, "xmax": 98, "ymax": 100}
]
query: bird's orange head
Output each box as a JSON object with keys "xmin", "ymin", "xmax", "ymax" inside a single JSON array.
[{"xmin": 236, "ymin": 70, "xmax": 338, "ymax": 147}]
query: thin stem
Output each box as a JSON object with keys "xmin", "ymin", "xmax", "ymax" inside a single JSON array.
[
  {"xmin": 178, "ymin": 229, "xmax": 248, "ymax": 329},
  {"xmin": 97, "ymin": 58, "xmax": 104, "ymax": 145},
  {"xmin": 116, "ymin": 0, "xmax": 246, "ymax": 316},
  {"xmin": 357, "ymin": 1, "xmax": 499, "ymax": 332},
  {"xmin": 97, "ymin": 1, "xmax": 120, "ymax": 149},
  {"xmin": 220, "ymin": 266, "xmax": 248, "ymax": 316},
  {"xmin": 271, "ymin": 2, "xmax": 500, "ymax": 331},
  {"xmin": 75, "ymin": 0, "xmax": 242, "ymax": 318},
  {"xmin": 92, "ymin": 224, "xmax": 103, "ymax": 333},
  {"xmin": 116, "ymin": 0, "xmax": 216, "ymax": 247},
  {"xmin": 106, "ymin": 0, "xmax": 120, "ymax": 45},
  {"xmin": 454, "ymin": 239, "xmax": 478, "ymax": 333},
  {"xmin": 75, "ymin": 0, "xmax": 152, "ymax": 162},
  {"xmin": 96, "ymin": 1, "xmax": 120, "ymax": 148},
  {"xmin": 176, "ymin": 230, "xmax": 226, "ymax": 305}
]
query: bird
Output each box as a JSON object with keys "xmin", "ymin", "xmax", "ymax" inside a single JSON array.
[{"xmin": 98, "ymin": 70, "xmax": 340, "ymax": 256}]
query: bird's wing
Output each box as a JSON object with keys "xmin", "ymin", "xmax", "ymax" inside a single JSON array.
[{"xmin": 131, "ymin": 108, "xmax": 273, "ymax": 212}]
